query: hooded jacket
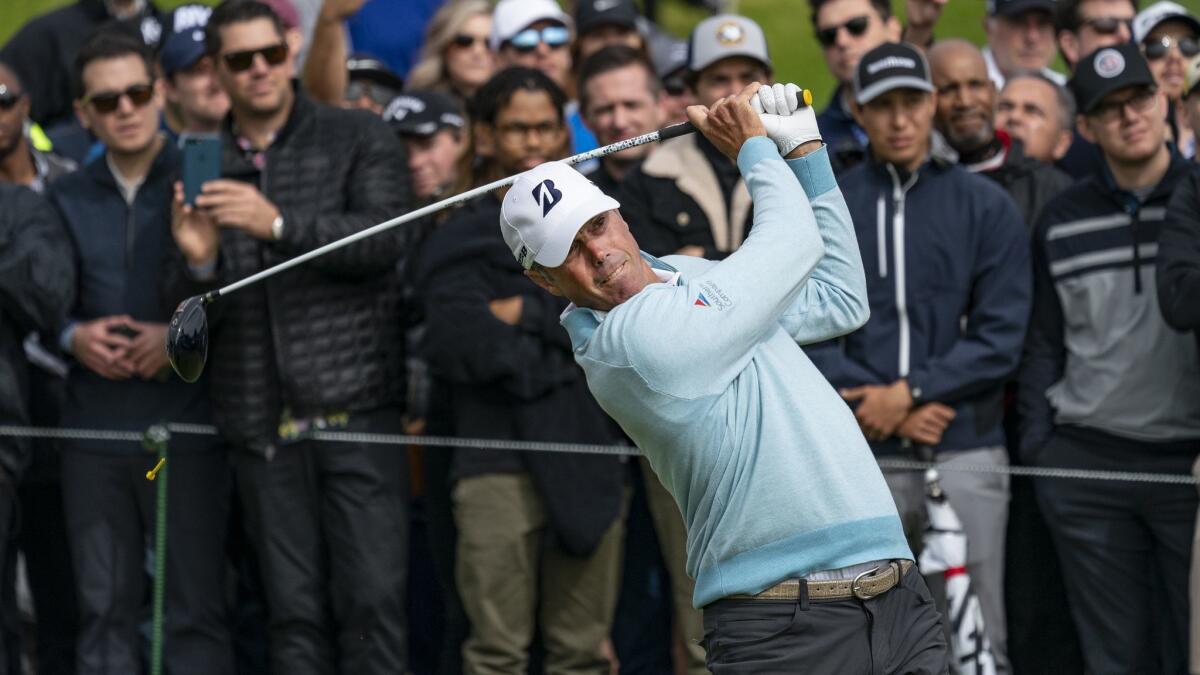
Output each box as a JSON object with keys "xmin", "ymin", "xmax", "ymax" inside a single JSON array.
[
  {"xmin": 415, "ymin": 195, "xmax": 626, "ymax": 557},
  {"xmin": 808, "ymin": 153, "xmax": 1032, "ymax": 456},
  {"xmin": 0, "ymin": 184, "xmax": 74, "ymax": 476},
  {"xmin": 1019, "ymin": 152, "xmax": 1200, "ymax": 457},
  {"xmin": 968, "ymin": 132, "xmax": 1074, "ymax": 228}
]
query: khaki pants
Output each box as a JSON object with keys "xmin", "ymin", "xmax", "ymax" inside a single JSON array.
[
  {"xmin": 639, "ymin": 458, "xmax": 708, "ymax": 675},
  {"xmin": 454, "ymin": 472, "xmax": 626, "ymax": 675}
]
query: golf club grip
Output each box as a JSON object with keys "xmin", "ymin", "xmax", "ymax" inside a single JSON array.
[{"xmin": 658, "ymin": 121, "xmax": 696, "ymax": 141}]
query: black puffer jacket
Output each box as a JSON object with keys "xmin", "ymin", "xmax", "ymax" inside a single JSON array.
[
  {"xmin": 0, "ymin": 184, "xmax": 74, "ymax": 477},
  {"xmin": 165, "ymin": 90, "xmax": 411, "ymax": 455}
]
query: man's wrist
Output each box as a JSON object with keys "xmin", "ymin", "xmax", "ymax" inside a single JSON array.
[{"xmin": 785, "ymin": 140, "xmax": 824, "ymax": 159}]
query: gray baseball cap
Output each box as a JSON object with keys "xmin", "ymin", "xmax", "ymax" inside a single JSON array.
[{"xmin": 687, "ymin": 14, "xmax": 772, "ymax": 74}]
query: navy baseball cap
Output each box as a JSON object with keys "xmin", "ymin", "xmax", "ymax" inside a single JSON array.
[
  {"xmin": 1070, "ymin": 43, "xmax": 1156, "ymax": 114},
  {"xmin": 160, "ymin": 4, "xmax": 212, "ymax": 76},
  {"xmin": 986, "ymin": 0, "xmax": 1055, "ymax": 18},
  {"xmin": 576, "ymin": 0, "xmax": 639, "ymax": 35}
]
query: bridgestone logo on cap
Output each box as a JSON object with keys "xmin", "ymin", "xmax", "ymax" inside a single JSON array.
[
  {"xmin": 1095, "ymin": 49, "xmax": 1126, "ymax": 78},
  {"xmin": 868, "ymin": 56, "xmax": 917, "ymax": 74}
]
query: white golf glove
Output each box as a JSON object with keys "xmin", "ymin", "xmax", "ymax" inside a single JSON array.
[{"xmin": 751, "ymin": 82, "xmax": 821, "ymax": 156}]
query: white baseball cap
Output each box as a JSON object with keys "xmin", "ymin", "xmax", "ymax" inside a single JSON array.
[
  {"xmin": 500, "ymin": 162, "xmax": 620, "ymax": 270},
  {"xmin": 1133, "ymin": 1, "xmax": 1200, "ymax": 44},
  {"xmin": 490, "ymin": 0, "xmax": 573, "ymax": 50}
]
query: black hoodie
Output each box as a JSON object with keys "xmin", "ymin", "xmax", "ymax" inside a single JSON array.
[{"xmin": 415, "ymin": 194, "xmax": 626, "ymax": 556}]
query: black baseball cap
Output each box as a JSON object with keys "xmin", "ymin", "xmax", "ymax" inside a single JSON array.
[
  {"xmin": 382, "ymin": 91, "xmax": 465, "ymax": 138},
  {"xmin": 1070, "ymin": 43, "xmax": 1156, "ymax": 114},
  {"xmin": 346, "ymin": 55, "xmax": 405, "ymax": 91},
  {"xmin": 576, "ymin": 0, "xmax": 639, "ymax": 35},
  {"xmin": 853, "ymin": 42, "xmax": 934, "ymax": 104},
  {"xmin": 986, "ymin": 0, "xmax": 1055, "ymax": 19}
]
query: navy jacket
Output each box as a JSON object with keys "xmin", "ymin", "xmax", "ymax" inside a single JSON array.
[
  {"xmin": 816, "ymin": 85, "xmax": 868, "ymax": 175},
  {"xmin": 808, "ymin": 154, "xmax": 1032, "ymax": 455},
  {"xmin": 49, "ymin": 141, "xmax": 212, "ymax": 453}
]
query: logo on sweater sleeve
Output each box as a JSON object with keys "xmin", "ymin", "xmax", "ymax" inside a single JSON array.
[{"xmin": 695, "ymin": 281, "xmax": 732, "ymax": 310}]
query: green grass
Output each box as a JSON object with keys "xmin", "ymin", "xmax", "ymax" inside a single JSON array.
[{"xmin": 5, "ymin": 0, "xmax": 1200, "ymax": 108}]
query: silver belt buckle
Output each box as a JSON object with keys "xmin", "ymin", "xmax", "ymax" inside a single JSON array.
[{"xmin": 851, "ymin": 565, "xmax": 884, "ymax": 600}]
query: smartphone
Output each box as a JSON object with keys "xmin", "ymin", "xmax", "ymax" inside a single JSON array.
[
  {"xmin": 108, "ymin": 323, "xmax": 140, "ymax": 339},
  {"xmin": 181, "ymin": 134, "xmax": 222, "ymax": 205}
]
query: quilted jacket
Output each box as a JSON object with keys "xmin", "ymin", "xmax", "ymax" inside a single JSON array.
[{"xmin": 165, "ymin": 89, "xmax": 412, "ymax": 455}]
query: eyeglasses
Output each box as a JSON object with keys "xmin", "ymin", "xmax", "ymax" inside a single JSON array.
[
  {"xmin": 82, "ymin": 83, "xmax": 155, "ymax": 114},
  {"xmin": 505, "ymin": 26, "xmax": 570, "ymax": 53},
  {"xmin": 495, "ymin": 120, "xmax": 562, "ymax": 140},
  {"xmin": 222, "ymin": 44, "xmax": 289, "ymax": 73},
  {"xmin": 1079, "ymin": 16, "xmax": 1133, "ymax": 35},
  {"xmin": 345, "ymin": 80, "xmax": 401, "ymax": 107},
  {"xmin": 450, "ymin": 33, "xmax": 489, "ymax": 49},
  {"xmin": 816, "ymin": 16, "xmax": 870, "ymax": 48},
  {"xmin": 1143, "ymin": 35, "xmax": 1200, "ymax": 60},
  {"xmin": 1089, "ymin": 88, "xmax": 1157, "ymax": 122}
]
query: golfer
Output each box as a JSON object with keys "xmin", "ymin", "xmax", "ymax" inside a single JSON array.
[{"xmin": 500, "ymin": 82, "xmax": 949, "ymax": 673}]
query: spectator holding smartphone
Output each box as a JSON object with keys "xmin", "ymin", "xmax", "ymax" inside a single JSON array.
[{"xmin": 47, "ymin": 29, "xmax": 233, "ymax": 675}]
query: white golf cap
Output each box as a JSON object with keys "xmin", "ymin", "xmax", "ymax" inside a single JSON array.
[
  {"xmin": 500, "ymin": 162, "xmax": 620, "ymax": 270},
  {"xmin": 490, "ymin": 0, "xmax": 573, "ymax": 50}
]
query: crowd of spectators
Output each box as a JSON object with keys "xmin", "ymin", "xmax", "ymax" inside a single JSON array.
[{"xmin": 0, "ymin": 0, "xmax": 1199, "ymax": 673}]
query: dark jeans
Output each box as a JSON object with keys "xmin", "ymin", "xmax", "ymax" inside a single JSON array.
[
  {"xmin": 701, "ymin": 566, "xmax": 949, "ymax": 675},
  {"xmin": 233, "ymin": 408, "xmax": 409, "ymax": 675},
  {"xmin": 18, "ymin": 472, "xmax": 78, "ymax": 675},
  {"xmin": 1034, "ymin": 426, "xmax": 1198, "ymax": 675},
  {"xmin": 62, "ymin": 449, "xmax": 233, "ymax": 675}
]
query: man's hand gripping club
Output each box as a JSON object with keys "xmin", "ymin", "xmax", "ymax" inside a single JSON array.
[{"xmin": 686, "ymin": 82, "xmax": 822, "ymax": 162}]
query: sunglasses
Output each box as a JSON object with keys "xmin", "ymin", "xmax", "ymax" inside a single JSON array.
[
  {"xmin": 345, "ymin": 80, "xmax": 401, "ymax": 107},
  {"xmin": 816, "ymin": 16, "xmax": 870, "ymax": 48},
  {"xmin": 82, "ymin": 83, "xmax": 154, "ymax": 114},
  {"xmin": 506, "ymin": 25, "xmax": 570, "ymax": 53},
  {"xmin": 451, "ymin": 33, "xmax": 489, "ymax": 49},
  {"xmin": 0, "ymin": 91, "xmax": 22, "ymax": 111},
  {"xmin": 1080, "ymin": 16, "xmax": 1133, "ymax": 35},
  {"xmin": 1143, "ymin": 34, "xmax": 1200, "ymax": 60},
  {"xmin": 222, "ymin": 44, "xmax": 289, "ymax": 73}
]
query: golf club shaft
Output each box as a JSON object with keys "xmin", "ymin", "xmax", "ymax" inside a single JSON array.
[{"xmin": 207, "ymin": 120, "xmax": 698, "ymax": 301}]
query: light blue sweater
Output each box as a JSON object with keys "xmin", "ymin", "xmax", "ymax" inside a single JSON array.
[{"xmin": 562, "ymin": 138, "xmax": 912, "ymax": 608}]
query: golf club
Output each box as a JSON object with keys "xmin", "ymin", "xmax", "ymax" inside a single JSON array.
[{"xmin": 167, "ymin": 87, "xmax": 814, "ymax": 383}]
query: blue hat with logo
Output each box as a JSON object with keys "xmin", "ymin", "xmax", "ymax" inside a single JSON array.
[{"xmin": 160, "ymin": 4, "xmax": 212, "ymax": 76}]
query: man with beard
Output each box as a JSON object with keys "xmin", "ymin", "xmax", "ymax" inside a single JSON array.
[{"xmin": 930, "ymin": 39, "xmax": 1072, "ymax": 225}]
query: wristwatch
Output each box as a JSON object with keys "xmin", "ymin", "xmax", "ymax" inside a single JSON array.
[{"xmin": 270, "ymin": 214, "xmax": 284, "ymax": 240}]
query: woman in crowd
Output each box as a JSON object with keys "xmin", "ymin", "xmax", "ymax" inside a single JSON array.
[
  {"xmin": 406, "ymin": 0, "xmax": 496, "ymax": 107},
  {"xmin": 1135, "ymin": 1, "xmax": 1200, "ymax": 156}
]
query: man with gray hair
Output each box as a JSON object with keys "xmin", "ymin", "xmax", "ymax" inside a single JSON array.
[{"xmin": 996, "ymin": 71, "xmax": 1076, "ymax": 163}]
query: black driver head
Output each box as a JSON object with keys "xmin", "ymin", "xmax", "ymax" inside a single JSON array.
[{"xmin": 166, "ymin": 295, "xmax": 209, "ymax": 383}]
